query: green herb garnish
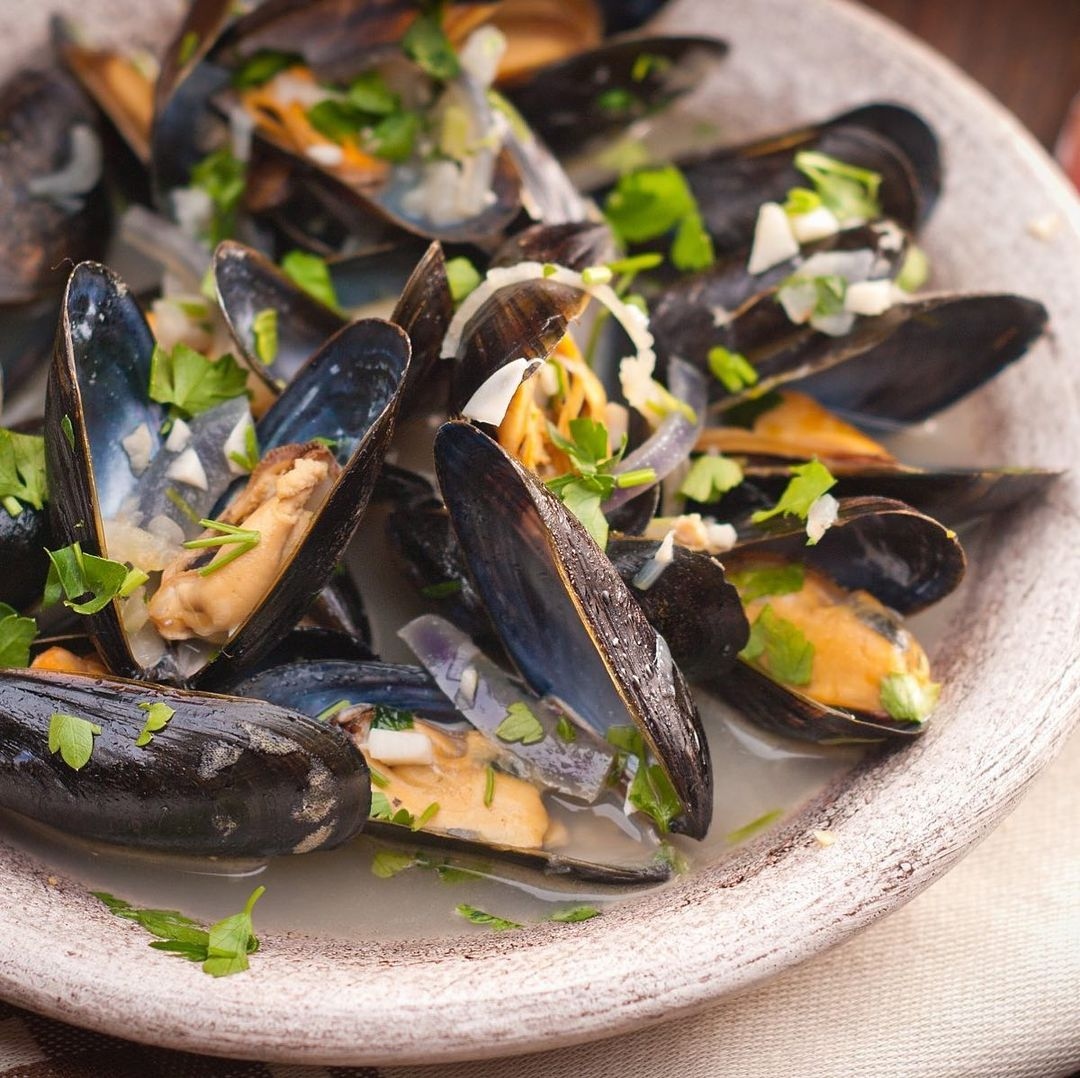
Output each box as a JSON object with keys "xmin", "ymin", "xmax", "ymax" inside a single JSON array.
[
  {"xmin": 455, "ymin": 904, "xmax": 522, "ymax": 932},
  {"xmin": 0, "ymin": 603, "xmax": 36, "ymax": 668},
  {"xmin": 314, "ymin": 699, "xmax": 351, "ymax": 723},
  {"xmin": 135, "ymin": 702, "xmax": 175, "ymax": 748},
  {"xmin": 182, "ymin": 518, "xmax": 261, "ymax": 576},
  {"xmin": 445, "ymin": 256, "xmax": 482, "ymax": 304},
  {"xmin": 60, "ymin": 415, "xmax": 75, "ymax": 450},
  {"xmin": 793, "ymin": 151, "xmax": 882, "ymax": 222},
  {"xmin": 0, "ymin": 429, "xmax": 47, "ymax": 516},
  {"xmin": 549, "ymin": 905, "xmax": 600, "ymax": 923},
  {"xmin": 403, "ymin": 12, "xmax": 459, "ymax": 81},
  {"xmin": 880, "ymin": 672, "xmax": 940, "ymax": 723},
  {"xmin": 740, "ymin": 605, "xmax": 814, "ymax": 686},
  {"xmin": 631, "ymin": 52, "xmax": 671, "ymax": 81},
  {"xmin": 554, "ymin": 714, "xmax": 576, "ymax": 743},
  {"xmin": 707, "ymin": 346, "xmax": 758, "ymax": 394},
  {"xmin": 494, "ymin": 701, "xmax": 545, "ymax": 746},
  {"xmin": 165, "ymin": 486, "xmax": 201, "ymax": 524},
  {"xmin": 369, "ymin": 109, "xmax": 421, "ymax": 162},
  {"xmin": 750, "ymin": 459, "xmax": 837, "ymax": 525},
  {"xmin": 371, "ymin": 849, "xmax": 418, "ymax": 879},
  {"xmin": 48, "ymin": 712, "xmax": 102, "ymax": 770},
  {"xmin": 412, "ymin": 801, "xmax": 440, "ymax": 831},
  {"xmin": 371, "ymin": 705, "xmax": 414, "ymax": 731},
  {"xmin": 369, "ymin": 791, "xmax": 394, "ymax": 820},
  {"xmin": 347, "ymin": 69, "xmax": 399, "ymax": 114},
  {"xmin": 189, "ymin": 147, "xmax": 246, "ymax": 246},
  {"xmin": 43, "ymin": 542, "xmax": 148, "ymax": 615},
  {"xmin": 227, "ymin": 422, "xmax": 260, "ymax": 474},
  {"xmin": 149, "ymin": 342, "xmax": 249, "ymax": 420},
  {"xmin": 728, "ymin": 563, "xmax": 805, "ymax": 603},
  {"xmin": 280, "ymin": 250, "xmax": 342, "ymax": 313},
  {"xmin": 679, "ymin": 454, "xmax": 743, "ymax": 502},
  {"xmin": 896, "ymin": 243, "xmax": 930, "ymax": 292},
  {"xmin": 252, "ymin": 308, "xmax": 278, "ymax": 365},
  {"xmin": 597, "ymin": 88, "xmax": 638, "ymax": 113},
  {"xmin": 232, "ymin": 49, "xmax": 301, "ymax": 88},
  {"xmin": 177, "ymin": 30, "xmax": 199, "ymax": 66},
  {"xmin": 606, "ymin": 726, "xmax": 682, "ymax": 834},
  {"xmin": 420, "ymin": 579, "xmax": 462, "ymax": 599},
  {"xmin": 726, "ymin": 808, "xmax": 783, "ymax": 844}
]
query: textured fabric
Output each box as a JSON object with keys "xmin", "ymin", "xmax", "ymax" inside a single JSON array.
[{"xmin": 2, "ymin": 725, "xmax": 1077, "ymax": 1078}]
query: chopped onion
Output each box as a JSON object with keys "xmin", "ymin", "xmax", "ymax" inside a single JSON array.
[
  {"xmin": 459, "ymin": 26, "xmax": 507, "ymax": 89},
  {"xmin": 27, "ymin": 125, "xmax": 102, "ymax": 203},
  {"xmin": 844, "ymin": 279, "xmax": 896, "ymax": 316},
  {"xmin": 367, "ymin": 728, "xmax": 435, "ymax": 766},
  {"xmin": 121, "ymin": 422, "xmax": 154, "ymax": 476},
  {"xmin": 164, "ymin": 417, "xmax": 192, "ymax": 453},
  {"xmin": 461, "ymin": 357, "xmax": 541, "ymax": 425},
  {"xmin": 632, "ymin": 529, "xmax": 676, "ymax": 591},
  {"xmin": 790, "ymin": 205, "xmax": 841, "ymax": 244},
  {"xmin": 747, "ymin": 202, "xmax": 799, "ymax": 274},
  {"xmin": 165, "ymin": 446, "xmax": 208, "ymax": 490},
  {"xmin": 806, "ymin": 492, "xmax": 839, "ymax": 545}
]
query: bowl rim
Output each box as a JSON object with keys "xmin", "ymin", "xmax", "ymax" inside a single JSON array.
[{"xmin": 1, "ymin": 0, "xmax": 1079, "ymax": 1065}]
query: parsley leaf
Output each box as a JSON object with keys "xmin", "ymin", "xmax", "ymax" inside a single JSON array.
[
  {"xmin": 135, "ymin": 702, "xmax": 175, "ymax": 747},
  {"xmin": 403, "ymin": 12, "xmax": 460, "ymax": 81},
  {"xmin": 149, "ymin": 343, "xmax": 249, "ymax": 419},
  {"xmin": 0, "ymin": 429, "xmax": 47, "ymax": 516},
  {"xmin": 371, "ymin": 705, "xmax": 414, "ymax": 731},
  {"xmin": 201, "ymin": 886, "xmax": 264, "ymax": 978},
  {"xmin": 369, "ymin": 110, "xmax": 421, "ymax": 163},
  {"xmin": 897, "ymin": 243, "xmax": 930, "ymax": 292},
  {"xmin": 740, "ymin": 604, "xmax": 814, "ymax": 686},
  {"xmin": 679, "ymin": 454, "xmax": 743, "ymax": 502},
  {"xmin": 0, "ymin": 603, "xmax": 36, "ymax": 668},
  {"xmin": 880, "ymin": 672, "xmax": 940, "ymax": 723},
  {"xmin": 555, "ymin": 714, "xmax": 576, "ymax": 742},
  {"xmin": 252, "ymin": 308, "xmax": 278, "ymax": 365},
  {"xmin": 48, "ymin": 712, "xmax": 102, "ymax": 770},
  {"xmin": 728, "ymin": 563, "xmax": 805, "ymax": 603},
  {"xmin": 671, "ymin": 210, "xmax": 714, "ymax": 272},
  {"xmin": 177, "ymin": 30, "xmax": 199, "ymax": 66},
  {"xmin": 605, "ymin": 726, "xmax": 682, "ymax": 834},
  {"xmin": 494, "ymin": 702, "xmax": 545, "ymax": 746},
  {"xmin": 707, "ymin": 346, "xmax": 759, "ymax": 394},
  {"xmin": 189, "ymin": 147, "xmax": 246, "ymax": 246},
  {"xmin": 455, "ymin": 904, "xmax": 522, "ymax": 932},
  {"xmin": 232, "ymin": 49, "xmax": 301, "ymax": 89},
  {"xmin": 369, "ymin": 791, "xmax": 395, "ymax": 820},
  {"xmin": 445, "ymin": 256, "xmax": 481, "ymax": 304},
  {"xmin": 181, "ymin": 518, "xmax": 261, "ymax": 576},
  {"xmin": 371, "ymin": 849, "xmax": 418, "ymax": 878},
  {"xmin": 549, "ymin": 905, "xmax": 600, "ymax": 923},
  {"xmin": 483, "ymin": 764, "xmax": 496, "ymax": 807},
  {"xmin": 280, "ymin": 250, "xmax": 342, "ymax": 313},
  {"xmin": 750, "ymin": 459, "xmax": 837, "ymax": 525},
  {"xmin": 794, "ymin": 151, "xmax": 882, "ymax": 223},
  {"xmin": 43, "ymin": 542, "xmax": 147, "ymax": 615}
]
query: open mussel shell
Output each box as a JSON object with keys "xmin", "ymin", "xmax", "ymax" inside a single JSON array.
[
  {"xmin": 490, "ymin": 220, "xmax": 616, "ymax": 270},
  {"xmin": 435, "ymin": 420, "xmax": 712, "ymax": 838},
  {"xmin": 605, "ymin": 537, "xmax": 748, "ymax": 681},
  {"xmin": 46, "ymin": 262, "xmax": 411, "ymax": 686},
  {"xmin": 697, "ymin": 293, "xmax": 1048, "ymax": 424},
  {"xmin": 0, "ymin": 669, "xmax": 370, "ymax": 857},
  {"xmin": 229, "ymin": 657, "xmax": 671, "ymax": 884},
  {"xmin": 505, "ymin": 35, "xmax": 728, "ymax": 159},
  {"xmin": 672, "ymin": 103, "xmax": 940, "ymax": 253},
  {"xmin": 0, "ymin": 508, "xmax": 51, "ymax": 611},
  {"xmin": 730, "ymin": 496, "xmax": 966, "ymax": 616},
  {"xmin": 0, "ymin": 69, "xmax": 110, "ymax": 304}
]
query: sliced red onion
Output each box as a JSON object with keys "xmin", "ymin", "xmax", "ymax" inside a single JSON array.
[
  {"xmin": 603, "ymin": 358, "xmax": 706, "ymax": 513},
  {"xmin": 398, "ymin": 613, "xmax": 614, "ymax": 803}
]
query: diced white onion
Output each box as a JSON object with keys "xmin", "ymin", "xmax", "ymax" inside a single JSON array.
[
  {"xmin": 844, "ymin": 278, "xmax": 896, "ymax": 316},
  {"xmin": 632, "ymin": 529, "xmax": 676, "ymax": 591},
  {"xmin": 798, "ymin": 249, "xmax": 876, "ymax": 282},
  {"xmin": 806, "ymin": 492, "xmax": 839, "ymax": 545},
  {"xmin": 459, "ymin": 26, "xmax": 507, "ymax": 89},
  {"xmin": 747, "ymin": 202, "xmax": 799, "ymax": 274},
  {"xmin": 165, "ymin": 446, "xmax": 208, "ymax": 490},
  {"xmin": 228, "ymin": 103, "xmax": 255, "ymax": 163},
  {"xmin": 223, "ymin": 412, "xmax": 256, "ymax": 475},
  {"xmin": 461, "ymin": 357, "xmax": 540, "ymax": 425},
  {"xmin": 27, "ymin": 125, "xmax": 102, "ymax": 202},
  {"xmin": 367, "ymin": 728, "xmax": 435, "ymax": 766},
  {"xmin": 789, "ymin": 206, "xmax": 840, "ymax": 244},
  {"xmin": 306, "ymin": 143, "xmax": 344, "ymax": 167},
  {"xmin": 170, "ymin": 186, "xmax": 214, "ymax": 240},
  {"xmin": 458, "ymin": 664, "xmax": 479, "ymax": 707},
  {"xmin": 164, "ymin": 417, "xmax": 192, "ymax": 453},
  {"xmin": 643, "ymin": 513, "xmax": 736, "ymax": 555},
  {"xmin": 268, "ymin": 71, "xmax": 331, "ymax": 108},
  {"xmin": 121, "ymin": 422, "xmax": 153, "ymax": 476}
]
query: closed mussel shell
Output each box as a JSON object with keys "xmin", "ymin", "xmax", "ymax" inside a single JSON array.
[{"xmin": 0, "ymin": 668, "xmax": 370, "ymax": 857}]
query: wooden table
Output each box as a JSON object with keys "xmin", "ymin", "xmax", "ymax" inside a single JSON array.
[{"xmin": 859, "ymin": 0, "xmax": 1080, "ymax": 148}]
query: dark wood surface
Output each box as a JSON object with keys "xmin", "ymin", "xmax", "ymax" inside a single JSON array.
[{"xmin": 858, "ymin": 0, "xmax": 1080, "ymax": 147}]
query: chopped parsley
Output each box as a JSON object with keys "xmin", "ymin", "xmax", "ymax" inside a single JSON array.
[
  {"xmin": 603, "ymin": 165, "xmax": 714, "ymax": 272},
  {"xmin": 48, "ymin": 712, "xmax": 102, "ymax": 770},
  {"xmin": 494, "ymin": 701, "xmax": 545, "ymax": 746},
  {"xmin": 880, "ymin": 672, "xmax": 940, "ymax": 723},
  {"xmin": 549, "ymin": 905, "xmax": 600, "ymax": 923},
  {"xmin": 43, "ymin": 542, "xmax": 148, "ymax": 615},
  {"xmin": 280, "ymin": 250, "xmax": 342, "ymax": 313},
  {"xmin": 555, "ymin": 714, "xmax": 577, "ymax": 743},
  {"xmin": 182, "ymin": 518, "xmax": 261, "ymax": 576},
  {"xmin": 455, "ymin": 904, "xmax": 522, "ymax": 932},
  {"xmin": 445, "ymin": 257, "xmax": 481, "ymax": 304},
  {"xmin": 726, "ymin": 808, "xmax": 783, "ymax": 844},
  {"xmin": 597, "ymin": 87, "xmax": 639, "ymax": 113},
  {"xmin": 314, "ymin": 699, "xmax": 351, "ymax": 723},
  {"xmin": 0, "ymin": 429, "xmax": 47, "ymax": 516},
  {"xmin": 371, "ymin": 849, "xmax": 417, "ymax": 879},
  {"xmin": 606, "ymin": 726, "xmax": 682, "ymax": 835},
  {"xmin": 0, "ymin": 603, "xmax": 36, "ymax": 668},
  {"xmin": 679, "ymin": 454, "xmax": 744, "ymax": 502},
  {"xmin": 740, "ymin": 605, "xmax": 814, "ymax": 686},
  {"xmin": 135, "ymin": 702, "xmax": 175, "ymax": 748},
  {"xmin": 707, "ymin": 346, "xmax": 759, "ymax": 394},
  {"xmin": 631, "ymin": 52, "xmax": 671, "ymax": 82},
  {"xmin": 792, "ymin": 151, "xmax": 882, "ymax": 222},
  {"xmin": 177, "ymin": 30, "xmax": 199, "ymax": 66},
  {"xmin": 189, "ymin": 147, "xmax": 247, "ymax": 246},
  {"xmin": 545, "ymin": 418, "xmax": 655, "ymax": 549},
  {"xmin": 483, "ymin": 764, "xmax": 496, "ymax": 807},
  {"xmin": 750, "ymin": 459, "xmax": 837, "ymax": 525},
  {"xmin": 60, "ymin": 415, "xmax": 75, "ymax": 450},
  {"xmin": 403, "ymin": 12, "xmax": 460, "ymax": 81},
  {"xmin": 371, "ymin": 705, "xmax": 414, "ymax": 731},
  {"xmin": 728, "ymin": 563, "xmax": 805, "ymax": 603},
  {"xmin": 420, "ymin": 579, "xmax": 462, "ymax": 599},
  {"xmin": 94, "ymin": 887, "xmax": 265, "ymax": 978},
  {"xmin": 232, "ymin": 49, "xmax": 301, "ymax": 89},
  {"xmin": 369, "ymin": 791, "xmax": 395, "ymax": 820},
  {"xmin": 252, "ymin": 308, "xmax": 278, "ymax": 365},
  {"xmin": 412, "ymin": 801, "xmax": 440, "ymax": 831},
  {"xmin": 165, "ymin": 486, "xmax": 201, "ymax": 524},
  {"xmin": 149, "ymin": 342, "xmax": 249, "ymax": 420}
]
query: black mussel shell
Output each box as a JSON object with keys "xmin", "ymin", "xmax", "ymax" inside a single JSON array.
[
  {"xmin": 606, "ymin": 536, "xmax": 749, "ymax": 681},
  {"xmin": 435, "ymin": 421, "xmax": 712, "ymax": 838},
  {"xmin": 0, "ymin": 69, "xmax": 110, "ymax": 304},
  {"xmin": 0, "ymin": 669, "xmax": 369, "ymax": 857},
  {"xmin": 229, "ymin": 657, "xmax": 671, "ymax": 884},
  {"xmin": 46, "ymin": 262, "xmax": 411, "ymax": 686},
  {"xmin": 506, "ymin": 36, "xmax": 728, "ymax": 159},
  {"xmin": 0, "ymin": 507, "xmax": 51, "ymax": 611},
  {"xmin": 729, "ymin": 496, "xmax": 965, "ymax": 616},
  {"xmin": 490, "ymin": 220, "xmax": 616, "ymax": 270}
]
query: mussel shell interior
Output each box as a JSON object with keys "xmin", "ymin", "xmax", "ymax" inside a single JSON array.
[{"xmin": 435, "ymin": 421, "xmax": 712, "ymax": 838}]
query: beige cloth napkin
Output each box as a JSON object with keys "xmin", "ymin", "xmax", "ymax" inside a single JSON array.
[{"xmin": 2, "ymin": 725, "xmax": 1076, "ymax": 1078}]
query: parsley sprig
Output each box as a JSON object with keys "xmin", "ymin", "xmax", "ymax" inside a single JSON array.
[
  {"xmin": 43, "ymin": 542, "xmax": 148, "ymax": 616},
  {"xmin": 149, "ymin": 342, "xmax": 249, "ymax": 420},
  {"xmin": 606, "ymin": 726, "xmax": 682, "ymax": 834},
  {"xmin": 280, "ymin": 250, "xmax": 342, "ymax": 313},
  {"xmin": 750, "ymin": 460, "xmax": 837, "ymax": 526},
  {"xmin": 182, "ymin": 519, "xmax": 261, "ymax": 576},
  {"xmin": 0, "ymin": 429, "xmax": 47, "ymax": 517},
  {"xmin": 545, "ymin": 418, "xmax": 656, "ymax": 549},
  {"xmin": 740, "ymin": 604, "xmax": 815, "ymax": 686},
  {"xmin": 790, "ymin": 151, "xmax": 882, "ymax": 223},
  {"xmin": 93, "ymin": 887, "xmax": 265, "ymax": 978}
]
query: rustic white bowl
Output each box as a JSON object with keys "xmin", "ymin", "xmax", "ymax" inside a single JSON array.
[{"xmin": 0, "ymin": 0, "xmax": 1078, "ymax": 1065}]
